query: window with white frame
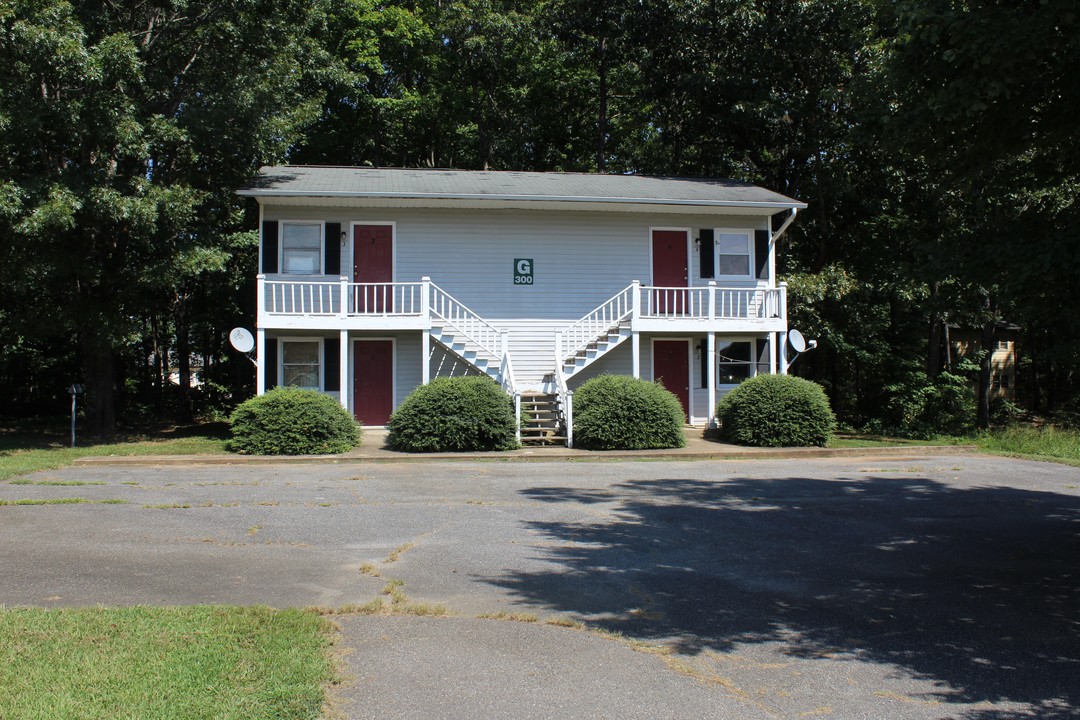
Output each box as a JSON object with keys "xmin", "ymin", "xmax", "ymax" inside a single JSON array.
[
  {"xmin": 281, "ymin": 222, "xmax": 322, "ymax": 274},
  {"xmin": 281, "ymin": 341, "xmax": 320, "ymax": 389},
  {"xmin": 716, "ymin": 230, "xmax": 752, "ymax": 277},
  {"xmin": 716, "ymin": 340, "xmax": 754, "ymax": 385}
]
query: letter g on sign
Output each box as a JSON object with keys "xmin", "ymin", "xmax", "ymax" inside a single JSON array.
[{"xmin": 513, "ymin": 258, "xmax": 534, "ymax": 284}]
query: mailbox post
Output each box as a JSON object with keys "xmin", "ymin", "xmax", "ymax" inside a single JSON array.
[{"xmin": 67, "ymin": 384, "xmax": 84, "ymax": 448}]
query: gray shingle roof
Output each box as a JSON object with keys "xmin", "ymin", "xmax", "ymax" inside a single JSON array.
[{"xmin": 238, "ymin": 166, "xmax": 806, "ymax": 210}]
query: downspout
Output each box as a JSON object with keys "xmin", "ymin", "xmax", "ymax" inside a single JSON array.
[
  {"xmin": 770, "ymin": 207, "xmax": 798, "ymax": 244},
  {"xmin": 770, "ymin": 207, "xmax": 797, "ymax": 375}
]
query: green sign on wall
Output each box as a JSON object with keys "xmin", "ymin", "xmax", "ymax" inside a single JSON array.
[{"xmin": 514, "ymin": 258, "xmax": 534, "ymax": 285}]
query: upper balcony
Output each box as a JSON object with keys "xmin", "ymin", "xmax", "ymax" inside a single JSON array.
[{"xmin": 257, "ymin": 275, "xmax": 787, "ymax": 334}]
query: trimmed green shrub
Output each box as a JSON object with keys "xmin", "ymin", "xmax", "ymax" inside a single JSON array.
[
  {"xmin": 573, "ymin": 375, "xmax": 686, "ymax": 450},
  {"xmin": 228, "ymin": 387, "xmax": 361, "ymax": 455},
  {"xmin": 387, "ymin": 376, "xmax": 518, "ymax": 452},
  {"xmin": 717, "ymin": 374, "xmax": 835, "ymax": 447}
]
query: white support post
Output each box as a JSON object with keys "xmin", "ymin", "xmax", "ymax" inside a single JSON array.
[
  {"xmin": 421, "ymin": 330, "xmax": 430, "ymax": 385},
  {"xmin": 708, "ymin": 281, "xmax": 716, "ymax": 321},
  {"xmin": 631, "ymin": 279, "xmax": 641, "ymax": 324},
  {"xmin": 565, "ymin": 391, "xmax": 574, "ymax": 448},
  {"xmin": 706, "ymin": 331, "xmax": 716, "ymax": 428},
  {"xmin": 514, "ymin": 392, "xmax": 522, "ymax": 443},
  {"xmin": 339, "ymin": 330, "xmax": 349, "ymax": 410},
  {"xmin": 420, "ymin": 276, "xmax": 431, "ymax": 321},
  {"xmin": 420, "ymin": 276, "xmax": 432, "ymax": 386},
  {"xmin": 256, "ymin": 328, "xmax": 266, "ymax": 395},
  {"xmin": 256, "ymin": 274, "xmax": 266, "ymax": 325},
  {"xmin": 338, "ymin": 276, "xmax": 349, "ymax": 319},
  {"xmin": 778, "ymin": 282, "xmax": 789, "ymax": 374},
  {"xmin": 631, "ymin": 280, "xmax": 641, "ymax": 379},
  {"xmin": 779, "ymin": 332, "xmax": 789, "ymax": 375},
  {"xmin": 769, "ymin": 332, "xmax": 777, "ymax": 375}
]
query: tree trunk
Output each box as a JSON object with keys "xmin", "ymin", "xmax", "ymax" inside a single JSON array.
[
  {"xmin": 597, "ymin": 36, "xmax": 608, "ymax": 173},
  {"xmin": 174, "ymin": 292, "xmax": 194, "ymax": 424},
  {"xmin": 943, "ymin": 322, "xmax": 952, "ymax": 372},
  {"xmin": 81, "ymin": 334, "xmax": 116, "ymax": 437},
  {"xmin": 927, "ymin": 314, "xmax": 942, "ymax": 377},
  {"xmin": 976, "ymin": 319, "xmax": 997, "ymax": 429},
  {"xmin": 927, "ymin": 282, "xmax": 941, "ymax": 377}
]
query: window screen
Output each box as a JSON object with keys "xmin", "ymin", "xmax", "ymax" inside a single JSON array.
[
  {"xmin": 282, "ymin": 341, "xmax": 320, "ymax": 389},
  {"xmin": 282, "ymin": 223, "xmax": 322, "ymax": 274},
  {"xmin": 717, "ymin": 232, "xmax": 751, "ymax": 276}
]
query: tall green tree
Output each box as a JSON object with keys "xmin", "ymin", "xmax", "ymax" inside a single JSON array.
[
  {"xmin": 876, "ymin": 0, "xmax": 1080, "ymax": 423},
  {"xmin": 0, "ymin": 0, "xmax": 330, "ymax": 431}
]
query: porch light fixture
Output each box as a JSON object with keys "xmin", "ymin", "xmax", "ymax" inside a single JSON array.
[
  {"xmin": 693, "ymin": 237, "xmax": 701, "ymax": 251},
  {"xmin": 340, "ymin": 230, "xmax": 347, "ymax": 246}
]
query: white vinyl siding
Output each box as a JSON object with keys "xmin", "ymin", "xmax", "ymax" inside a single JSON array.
[
  {"xmin": 262, "ymin": 207, "xmax": 769, "ymax": 307},
  {"xmin": 260, "ymin": 207, "xmax": 778, "ymax": 393}
]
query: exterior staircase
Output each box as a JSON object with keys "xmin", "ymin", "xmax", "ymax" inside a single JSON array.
[
  {"xmin": 429, "ymin": 325, "xmax": 501, "ymax": 382},
  {"xmin": 561, "ymin": 321, "xmax": 632, "ymax": 379},
  {"xmin": 427, "ymin": 282, "xmax": 516, "ymax": 396},
  {"xmin": 519, "ymin": 392, "xmax": 566, "ymax": 445}
]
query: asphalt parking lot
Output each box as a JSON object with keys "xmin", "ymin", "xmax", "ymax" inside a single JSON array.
[{"xmin": 2, "ymin": 453, "xmax": 1079, "ymax": 719}]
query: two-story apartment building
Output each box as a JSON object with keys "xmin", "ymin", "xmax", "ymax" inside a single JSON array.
[{"xmin": 238, "ymin": 166, "xmax": 806, "ymax": 445}]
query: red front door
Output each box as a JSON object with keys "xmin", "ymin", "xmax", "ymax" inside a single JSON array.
[
  {"xmin": 654, "ymin": 340, "xmax": 690, "ymax": 422},
  {"xmin": 651, "ymin": 229, "xmax": 688, "ymax": 314},
  {"xmin": 353, "ymin": 224, "xmax": 393, "ymax": 312},
  {"xmin": 354, "ymin": 340, "xmax": 394, "ymax": 426}
]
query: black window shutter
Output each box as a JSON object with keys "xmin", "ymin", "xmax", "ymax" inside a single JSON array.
[
  {"xmin": 262, "ymin": 221, "xmax": 279, "ymax": 274},
  {"xmin": 264, "ymin": 338, "xmax": 278, "ymax": 392},
  {"xmin": 324, "ymin": 222, "xmax": 341, "ymax": 276},
  {"xmin": 755, "ymin": 230, "xmax": 770, "ymax": 279},
  {"xmin": 699, "ymin": 343, "xmax": 709, "ymax": 388},
  {"xmin": 699, "ymin": 229, "xmax": 714, "ymax": 278},
  {"xmin": 757, "ymin": 338, "xmax": 768, "ymax": 371},
  {"xmin": 324, "ymin": 337, "xmax": 340, "ymax": 391}
]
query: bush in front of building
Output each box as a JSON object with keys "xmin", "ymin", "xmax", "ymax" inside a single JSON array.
[
  {"xmin": 573, "ymin": 375, "xmax": 686, "ymax": 450},
  {"xmin": 228, "ymin": 387, "xmax": 361, "ymax": 455},
  {"xmin": 387, "ymin": 376, "xmax": 518, "ymax": 452},
  {"xmin": 717, "ymin": 374, "xmax": 835, "ymax": 447}
]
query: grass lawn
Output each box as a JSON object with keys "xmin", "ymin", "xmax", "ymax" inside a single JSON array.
[
  {"xmin": 827, "ymin": 434, "xmax": 971, "ymax": 448},
  {"xmin": 0, "ymin": 605, "xmax": 335, "ymax": 720},
  {"xmin": 974, "ymin": 426, "xmax": 1080, "ymax": 467},
  {"xmin": 0, "ymin": 425, "xmax": 228, "ymax": 481},
  {"xmin": 830, "ymin": 427, "xmax": 1080, "ymax": 467}
]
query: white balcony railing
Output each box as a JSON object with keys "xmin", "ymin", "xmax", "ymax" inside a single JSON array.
[
  {"xmin": 637, "ymin": 283, "xmax": 785, "ymax": 322},
  {"xmin": 263, "ymin": 279, "xmax": 340, "ymax": 316},
  {"xmin": 261, "ymin": 277, "xmax": 425, "ymax": 317},
  {"xmin": 259, "ymin": 277, "xmax": 787, "ymax": 327}
]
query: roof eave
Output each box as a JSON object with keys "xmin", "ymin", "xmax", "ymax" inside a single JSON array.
[{"xmin": 235, "ymin": 189, "xmax": 807, "ymax": 211}]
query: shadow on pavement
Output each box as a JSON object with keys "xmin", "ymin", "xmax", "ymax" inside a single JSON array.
[{"xmin": 489, "ymin": 475, "xmax": 1080, "ymax": 718}]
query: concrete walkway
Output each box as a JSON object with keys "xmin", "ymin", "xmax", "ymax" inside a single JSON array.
[{"xmin": 75, "ymin": 427, "xmax": 976, "ymax": 465}]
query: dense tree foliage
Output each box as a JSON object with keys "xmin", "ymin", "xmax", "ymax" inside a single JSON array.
[{"xmin": 1, "ymin": 0, "xmax": 1076, "ymax": 433}]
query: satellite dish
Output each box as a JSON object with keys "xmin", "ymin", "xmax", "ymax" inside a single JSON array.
[
  {"xmin": 229, "ymin": 327, "xmax": 255, "ymax": 354},
  {"xmin": 788, "ymin": 329, "xmax": 807, "ymax": 354}
]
